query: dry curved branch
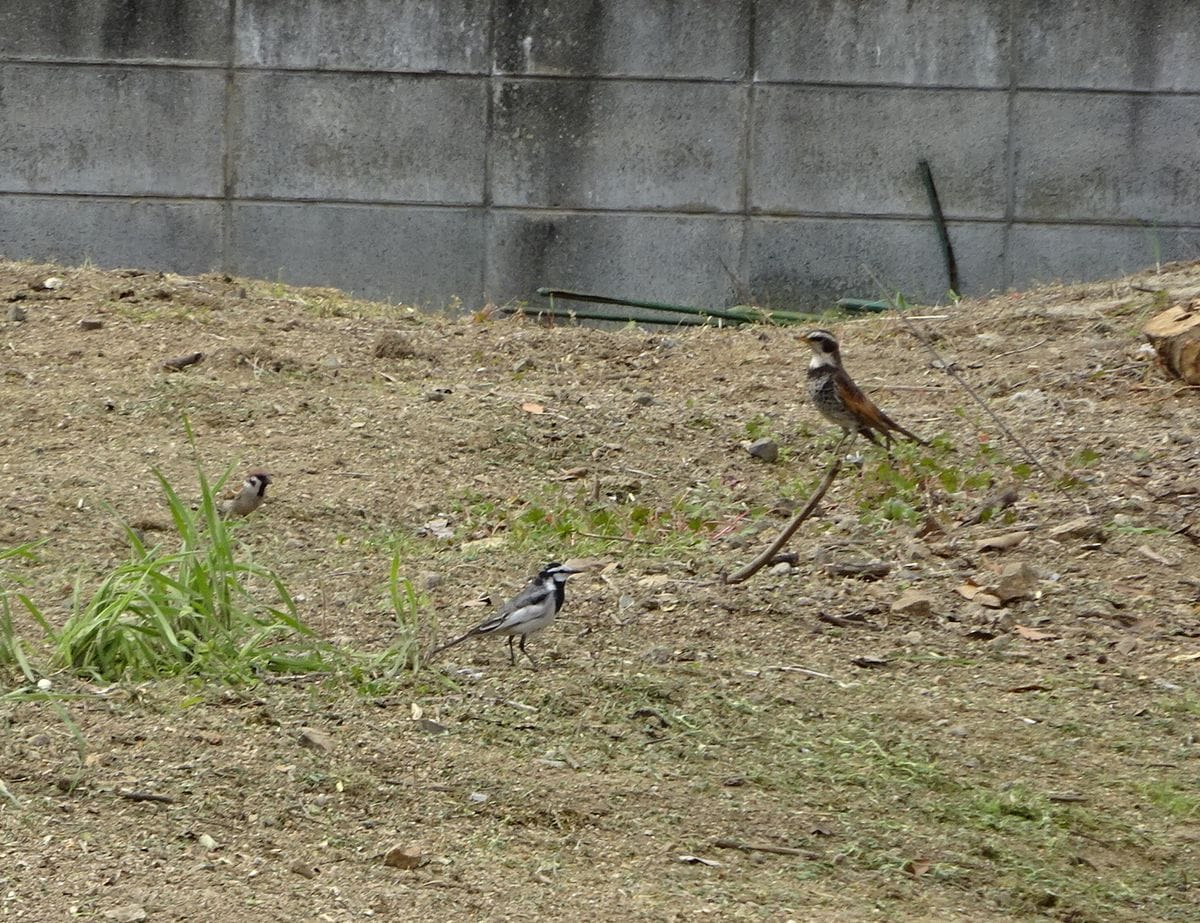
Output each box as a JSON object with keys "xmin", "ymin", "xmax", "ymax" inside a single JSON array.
[{"xmin": 724, "ymin": 442, "xmax": 846, "ymax": 584}]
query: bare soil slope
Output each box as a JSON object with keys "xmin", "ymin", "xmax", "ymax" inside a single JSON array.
[{"xmin": 1, "ymin": 259, "xmax": 1198, "ymax": 922}]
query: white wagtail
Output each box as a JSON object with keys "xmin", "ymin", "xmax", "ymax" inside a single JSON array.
[
  {"xmin": 220, "ymin": 471, "xmax": 272, "ymax": 518},
  {"xmin": 433, "ymin": 561, "xmax": 584, "ymax": 668}
]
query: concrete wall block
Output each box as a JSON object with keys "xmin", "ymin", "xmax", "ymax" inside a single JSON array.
[
  {"xmin": 0, "ymin": 0, "xmax": 229, "ymax": 62},
  {"xmin": 751, "ymin": 87, "xmax": 1007, "ymax": 218},
  {"xmin": 1013, "ymin": 93, "xmax": 1200, "ymax": 224},
  {"xmin": 0, "ymin": 64, "xmax": 225, "ymax": 196},
  {"xmin": 486, "ymin": 211, "xmax": 743, "ymax": 308},
  {"xmin": 493, "ymin": 0, "xmax": 750, "ymax": 78},
  {"xmin": 1015, "ymin": 0, "xmax": 1200, "ymax": 91},
  {"xmin": 235, "ymin": 0, "xmax": 490, "ymax": 73},
  {"xmin": 232, "ymin": 73, "xmax": 486, "ymax": 204},
  {"xmin": 491, "ymin": 80, "xmax": 745, "ymax": 211},
  {"xmin": 1007, "ymin": 223, "xmax": 1200, "ymax": 288},
  {"xmin": 755, "ymin": 0, "xmax": 1010, "ymax": 87},
  {"xmin": 0, "ymin": 196, "xmax": 222, "ymax": 272},
  {"xmin": 746, "ymin": 217, "xmax": 1006, "ymax": 308},
  {"xmin": 230, "ymin": 203, "xmax": 483, "ymax": 308}
]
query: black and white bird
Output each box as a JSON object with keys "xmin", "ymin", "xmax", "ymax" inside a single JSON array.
[
  {"xmin": 804, "ymin": 329, "xmax": 928, "ymax": 448},
  {"xmin": 433, "ymin": 561, "xmax": 584, "ymax": 668},
  {"xmin": 220, "ymin": 471, "xmax": 271, "ymax": 518}
]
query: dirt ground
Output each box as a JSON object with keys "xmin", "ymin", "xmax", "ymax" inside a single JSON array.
[{"xmin": 0, "ymin": 258, "xmax": 1198, "ymax": 922}]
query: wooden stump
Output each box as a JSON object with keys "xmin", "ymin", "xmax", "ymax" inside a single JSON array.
[{"xmin": 1144, "ymin": 300, "xmax": 1200, "ymax": 385}]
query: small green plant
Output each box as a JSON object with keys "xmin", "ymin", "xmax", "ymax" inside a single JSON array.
[
  {"xmin": 54, "ymin": 466, "xmax": 324, "ymax": 683},
  {"xmin": 0, "ymin": 542, "xmax": 46, "ymax": 682},
  {"xmin": 369, "ymin": 554, "xmax": 434, "ymax": 678}
]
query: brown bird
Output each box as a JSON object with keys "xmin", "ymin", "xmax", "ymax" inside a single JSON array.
[
  {"xmin": 804, "ymin": 329, "xmax": 928, "ymax": 447},
  {"xmin": 220, "ymin": 471, "xmax": 271, "ymax": 518}
]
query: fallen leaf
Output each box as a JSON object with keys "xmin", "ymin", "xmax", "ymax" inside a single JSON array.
[
  {"xmin": 521, "ymin": 402, "xmax": 545, "ymax": 414},
  {"xmin": 1015, "ymin": 625, "xmax": 1058, "ymax": 641},
  {"xmin": 676, "ymin": 855, "xmax": 721, "ymax": 867},
  {"xmin": 1007, "ymin": 683, "xmax": 1051, "ymax": 693},
  {"xmin": 956, "ymin": 581, "xmax": 984, "ymax": 600},
  {"xmin": 904, "ymin": 857, "xmax": 932, "ymax": 877},
  {"xmin": 851, "ymin": 656, "xmax": 889, "ymax": 669},
  {"xmin": 460, "ymin": 534, "xmax": 506, "ymax": 552},
  {"xmin": 976, "ymin": 532, "xmax": 1028, "ymax": 552}
]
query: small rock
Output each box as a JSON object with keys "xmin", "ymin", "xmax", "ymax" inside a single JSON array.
[
  {"xmin": 289, "ymin": 861, "xmax": 318, "ymax": 879},
  {"xmin": 891, "ymin": 590, "xmax": 934, "ymax": 618},
  {"xmin": 374, "ymin": 331, "xmax": 417, "ymax": 359},
  {"xmin": 746, "ymin": 438, "xmax": 778, "ymax": 463},
  {"xmin": 103, "ymin": 905, "xmax": 147, "ymax": 922},
  {"xmin": 1007, "ymin": 388, "xmax": 1051, "ymax": 408},
  {"xmin": 41, "ymin": 276, "xmax": 65, "ymax": 290},
  {"xmin": 769, "ymin": 561, "xmax": 791, "ymax": 576},
  {"xmin": 78, "ymin": 318, "xmax": 104, "ymax": 330},
  {"xmin": 976, "ymin": 592, "xmax": 1003, "ymax": 609},
  {"xmin": 512, "ymin": 356, "xmax": 536, "ymax": 373},
  {"xmin": 383, "ymin": 843, "xmax": 425, "ymax": 870},
  {"xmin": 425, "ymin": 388, "xmax": 451, "ymax": 402},
  {"xmin": 946, "ymin": 725, "xmax": 968, "ymax": 739},
  {"xmin": 320, "ymin": 355, "xmax": 342, "ymax": 370},
  {"xmin": 7, "ymin": 305, "xmax": 26, "ymax": 322},
  {"xmin": 197, "ymin": 833, "xmax": 218, "ymax": 851},
  {"xmin": 993, "ymin": 562, "xmax": 1039, "ymax": 603},
  {"xmin": 901, "ymin": 630, "xmax": 923, "ymax": 645},
  {"xmin": 419, "ymin": 571, "xmax": 444, "ymax": 590},
  {"xmin": 632, "ymin": 392, "xmax": 655, "ymax": 406},
  {"xmin": 298, "ymin": 727, "xmax": 333, "ymax": 753},
  {"xmin": 1050, "ymin": 516, "xmax": 1105, "ymax": 543}
]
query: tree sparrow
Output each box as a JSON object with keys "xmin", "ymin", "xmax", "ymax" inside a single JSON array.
[{"xmin": 220, "ymin": 471, "xmax": 272, "ymax": 518}]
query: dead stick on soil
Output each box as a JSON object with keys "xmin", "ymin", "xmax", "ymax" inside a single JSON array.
[
  {"xmin": 724, "ymin": 445, "xmax": 845, "ymax": 584},
  {"xmin": 117, "ymin": 789, "xmax": 175, "ymax": 805},
  {"xmin": 713, "ymin": 838, "xmax": 815, "ymax": 858},
  {"xmin": 863, "ymin": 266, "xmax": 1068, "ymax": 495},
  {"xmin": 573, "ymin": 531, "xmax": 656, "ymax": 545},
  {"xmin": 994, "ymin": 338, "xmax": 1049, "ymax": 360}
]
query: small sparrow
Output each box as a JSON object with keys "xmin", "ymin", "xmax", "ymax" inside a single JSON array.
[
  {"xmin": 220, "ymin": 471, "xmax": 271, "ymax": 518},
  {"xmin": 433, "ymin": 562, "xmax": 584, "ymax": 668},
  {"xmin": 805, "ymin": 329, "xmax": 928, "ymax": 447}
]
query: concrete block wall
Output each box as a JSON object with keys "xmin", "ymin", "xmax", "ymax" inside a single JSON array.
[{"xmin": 1, "ymin": 0, "xmax": 1198, "ymax": 312}]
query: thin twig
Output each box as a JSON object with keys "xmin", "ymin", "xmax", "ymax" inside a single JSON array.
[
  {"xmin": 713, "ymin": 838, "xmax": 816, "ymax": 859},
  {"xmin": 573, "ymin": 531, "xmax": 656, "ymax": 545},
  {"xmin": 724, "ymin": 443, "xmax": 846, "ymax": 584},
  {"xmin": 994, "ymin": 338, "xmax": 1049, "ymax": 360},
  {"xmin": 117, "ymin": 789, "xmax": 175, "ymax": 805},
  {"xmin": 866, "ymin": 383, "xmax": 945, "ymax": 392},
  {"xmin": 817, "ymin": 611, "xmax": 882, "ymax": 631},
  {"xmin": 864, "ymin": 266, "xmax": 1066, "ymax": 492}
]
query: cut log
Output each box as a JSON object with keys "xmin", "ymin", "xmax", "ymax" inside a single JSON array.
[{"xmin": 1144, "ymin": 300, "xmax": 1200, "ymax": 385}]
